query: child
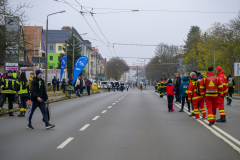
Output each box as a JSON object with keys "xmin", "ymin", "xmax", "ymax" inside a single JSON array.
[{"xmin": 166, "ymin": 79, "xmax": 175, "ymax": 112}]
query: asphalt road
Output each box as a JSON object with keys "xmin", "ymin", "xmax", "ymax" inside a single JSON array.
[{"xmin": 0, "ymin": 86, "xmax": 240, "ymax": 160}]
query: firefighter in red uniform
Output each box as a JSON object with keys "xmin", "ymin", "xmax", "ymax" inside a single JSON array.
[
  {"xmin": 187, "ymin": 72, "xmax": 207, "ymax": 119},
  {"xmin": 215, "ymin": 66, "xmax": 228, "ymax": 122},
  {"xmin": 200, "ymin": 67, "xmax": 223, "ymax": 126}
]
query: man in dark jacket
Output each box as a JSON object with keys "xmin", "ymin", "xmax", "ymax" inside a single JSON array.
[
  {"xmin": 174, "ymin": 73, "xmax": 181, "ymax": 103},
  {"xmin": 52, "ymin": 76, "xmax": 57, "ymax": 93},
  {"xmin": 227, "ymin": 74, "xmax": 235, "ymax": 106},
  {"xmin": 28, "ymin": 70, "xmax": 55, "ymax": 129}
]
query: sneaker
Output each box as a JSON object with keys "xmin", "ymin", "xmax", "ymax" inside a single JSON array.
[
  {"xmin": 179, "ymin": 109, "xmax": 184, "ymax": 112},
  {"xmin": 27, "ymin": 124, "xmax": 34, "ymax": 129},
  {"xmin": 202, "ymin": 117, "xmax": 207, "ymax": 120},
  {"xmin": 46, "ymin": 124, "xmax": 55, "ymax": 129}
]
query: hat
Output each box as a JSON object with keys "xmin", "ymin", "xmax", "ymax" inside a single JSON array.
[
  {"xmin": 168, "ymin": 79, "xmax": 172, "ymax": 83},
  {"xmin": 8, "ymin": 70, "xmax": 12, "ymax": 73},
  {"xmin": 215, "ymin": 66, "xmax": 222, "ymax": 70},
  {"xmin": 36, "ymin": 70, "xmax": 42, "ymax": 76},
  {"xmin": 208, "ymin": 67, "xmax": 214, "ymax": 72},
  {"xmin": 190, "ymin": 72, "xmax": 196, "ymax": 78}
]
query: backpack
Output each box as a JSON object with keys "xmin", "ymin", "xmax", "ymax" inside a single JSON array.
[
  {"xmin": 195, "ymin": 80, "xmax": 201, "ymax": 96},
  {"xmin": 205, "ymin": 76, "xmax": 218, "ymax": 94},
  {"xmin": 228, "ymin": 78, "xmax": 233, "ymax": 87}
]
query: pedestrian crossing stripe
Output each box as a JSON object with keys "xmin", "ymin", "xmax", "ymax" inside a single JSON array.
[{"xmin": 209, "ymin": 80, "xmax": 215, "ymax": 87}]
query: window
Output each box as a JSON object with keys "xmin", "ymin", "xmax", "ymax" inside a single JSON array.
[
  {"xmin": 50, "ymin": 45, "xmax": 53, "ymax": 50},
  {"xmin": 42, "ymin": 53, "xmax": 46, "ymax": 57},
  {"xmin": 50, "ymin": 56, "xmax": 53, "ymax": 61},
  {"xmin": 49, "ymin": 66, "xmax": 53, "ymax": 69},
  {"xmin": 58, "ymin": 46, "xmax": 62, "ymax": 51}
]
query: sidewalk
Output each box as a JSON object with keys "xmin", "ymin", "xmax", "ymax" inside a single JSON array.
[{"xmin": 233, "ymin": 95, "xmax": 240, "ymax": 100}]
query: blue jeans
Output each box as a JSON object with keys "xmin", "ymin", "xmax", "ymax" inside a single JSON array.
[{"xmin": 28, "ymin": 99, "xmax": 49, "ymax": 126}]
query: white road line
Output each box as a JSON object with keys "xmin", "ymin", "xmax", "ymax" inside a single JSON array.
[
  {"xmin": 112, "ymin": 103, "xmax": 115, "ymax": 105},
  {"xmin": 116, "ymin": 101, "xmax": 118, "ymax": 102},
  {"xmin": 108, "ymin": 106, "xmax": 112, "ymax": 109},
  {"xmin": 92, "ymin": 116, "xmax": 100, "ymax": 120},
  {"xmin": 79, "ymin": 124, "xmax": 90, "ymax": 131},
  {"xmin": 102, "ymin": 110, "xmax": 107, "ymax": 113},
  {"xmin": 57, "ymin": 137, "xmax": 74, "ymax": 149}
]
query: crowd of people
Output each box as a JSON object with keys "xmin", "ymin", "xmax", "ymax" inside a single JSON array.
[{"xmin": 155, "ymin": 66, "xmax": 235, "ymax": 126}]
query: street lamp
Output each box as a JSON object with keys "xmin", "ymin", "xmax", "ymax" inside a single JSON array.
[{"xmin": 45, "ymin": 10, "xmax": 66, "ymax": 87}]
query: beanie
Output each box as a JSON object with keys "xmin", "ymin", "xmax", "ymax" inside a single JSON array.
[
  {"xmin": 36, "ymin": 70, "xmax": 42, "ymax": 76},
  {"xmin": 168, "ymin": 79, "xmax": 172, "ymax": 83},
  {"xmin": 208, "ymin": 67, "xmax": 214, "ymax": 72},
  {"xmin": 190, "ymin": 72, "xmax": 196, "ymax": 78}
]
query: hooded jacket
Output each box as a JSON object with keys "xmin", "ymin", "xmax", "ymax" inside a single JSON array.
[
  {"xmin": 179, "ymin": 76, "xmax": 189, "ymax": 97},
  {"xmin": 217, "ymin": 70, "xmax": 228, "ymax": 96},
  {"xmin": 30, "ymin": 77, "xmax": 48, "ymax": 101},
  {"xmin": 166, "ymin": 83, "xmax": 175, "ymax": 95}
]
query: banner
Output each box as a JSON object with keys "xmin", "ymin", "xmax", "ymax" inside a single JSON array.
[
  {"xmin": 60, "ymin": 55, "xmax": 67, "ymax": 82},
  {"xmin": 72, "ymin": 56, "xmax": 88, "ymax": 86}
]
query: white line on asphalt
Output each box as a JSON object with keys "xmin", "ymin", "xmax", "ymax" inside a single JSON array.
[
  {"xmin": 112, "ymin": 103, "xmax": 115, "ymax": 105},
  {"xmin": 102, "ymin": 110, "xmax": 107, "ymax": 113},
  {"xmin": 57, "ymin": 137, "xmax": 74, "ymax": 149},
  {"xmin": 92, "ymin": 116, "xmax": 100, "ymax": 120},
  {"xmin": 116, "ymin": 101, "xmax": 118, "ymax": 102},
  {"xmin": 79, "ymin": 124, "xmax": 90, "ymax": 131},
  {"xmin": 108, "ymin": 106, "xmax": 112, "ymax": 108}
]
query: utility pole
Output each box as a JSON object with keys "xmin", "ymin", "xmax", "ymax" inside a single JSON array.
[
  {"xmin": 72, "ymin": 33, "xmax": 74, "ymax": 76},
  {"xmin": 105, "ymin": 58, "xmax": 107, "ymax": 80},
  {"xmin": 137, "ymin": 66, "xmax": 138, "ymax": 84}
]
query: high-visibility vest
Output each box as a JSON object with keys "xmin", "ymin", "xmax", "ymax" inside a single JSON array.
[
  {"xmin": 13, "ymin": 73, "xmax": 17, "ymax": 79},
  {"xmin": 0, "ymin": 77, "xmax": 17, "ymax": 94},
  {"xmin": 18, "ymin": 81, "xmax": 29, "ymax": 95},
  {"xmin": 205, "ymin": 76, "xmax": 218, "ymax": 94}
]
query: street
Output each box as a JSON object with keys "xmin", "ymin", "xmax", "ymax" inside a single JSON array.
[{"xmin": 1, "ymin": 86, "xmax": 240, "ymax": 160}]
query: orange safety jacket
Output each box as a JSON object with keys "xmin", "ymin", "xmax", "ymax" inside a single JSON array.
[
  {"xmin": 217, "ymin": 70, "xmax": 228, "ymax": 96},
  {"xmin": 199, "ymin": 72, "xmax": 223, "ymax": 97},
  {"xmin": 187, "ymin": 76, "xmax": 204, "ymax": 102}
]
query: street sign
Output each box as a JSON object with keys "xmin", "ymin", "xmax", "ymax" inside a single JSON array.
[
  {"xmin": 234, "ymin": 63, "xmax": 240, "ymax": 76},
  {"xmin": 32, "ymin": 57, "xmax": 48, "ymax": 64},
  {"xmin": 6, "ymin": 67, "xmax": 18, "ymax": 70}
]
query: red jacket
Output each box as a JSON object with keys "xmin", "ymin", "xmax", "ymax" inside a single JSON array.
[
  {"xmin": 187, "ymin": 76, "xmax": 203, "ymax": 102},
  {"xmin": 166, "ymin": 84, "xmax": 175, "ymax": 95},
  {"xmin": 217, "ymin": 70, "xmax": 228, "ymax": 96}
]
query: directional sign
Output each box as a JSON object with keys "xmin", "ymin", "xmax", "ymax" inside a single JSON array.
[
  {"xmin": 32, "ymin": 57, "xmax": 48, "ymax": 64},
  {"xmin": 234, "ymin": 63, "xmax": 240, "ymax": 76}
]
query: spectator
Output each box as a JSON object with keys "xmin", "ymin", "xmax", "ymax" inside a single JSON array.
[
  {"xmin": 80, "ymin": 77, "xmax": 84, "ymax": 94},
  {"xmin": 57, "ymin": 79, "xmax": 60, "ymax": 93},
  {"xmin": 179, "ymin": 75, "xmax": 190, "ymax": 112},
  {"xmin": 74, "ymin": 76, "xmax": 81, "ymax": 95},
  {"xmin": 61, "ymin": 78, "xmax": 66, "ymax": 93},
  {"xmin": 107, "ymin": 83, "xmax": 112, "ymax": 92},
  {"xmin": 166, "ymin": 79, "xmax": 175, "ymax": 112},
  {"xmin": 68, "ymin": 75, "xmax": 73, "ymax": 86},
  {"xmin": 86, "ymin": 78, "xmax": 92, "ymax": 96},
  {"xmin": 52, "ymin": 76, "xmax": 57, "ymax": 93},
  {"xmin": 174, "ymin": 73, "xmax": 181, "ymax": 103},
  {"xmin": 227, "ymin": 74, "xmax": 235, "ymax": 106}
]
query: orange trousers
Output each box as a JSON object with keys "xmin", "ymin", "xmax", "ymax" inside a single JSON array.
[
  {"xmin": 192, "ymin": 99, "xmax": 206, "ymax": 119},
  {"xmin": 205, "ymin": 97, "xmax": 218, "ymax": 123},
  {"xmin": 217, "ymin": 96, "xmax": 225, "ymax": 117}
]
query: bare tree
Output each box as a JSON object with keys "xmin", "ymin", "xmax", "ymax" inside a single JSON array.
[{"xmin": 106, "ymin": 57, "xmax": 129, "ymax": 80}]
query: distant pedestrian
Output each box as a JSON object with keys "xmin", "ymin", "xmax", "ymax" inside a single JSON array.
[
  {"xmin": 86, "ymin": 78, "xmax": 92, "ymax": 95},
  {"xmin": 52, "ymin": 76, "xmax": 57, "ymax": 93},
  {"xmin": 126, "ymin": 83, "xmax": 129, "ymax": 91},
  {"xmin": 140, "ymin": 84, "xmax": 143, "ymax": 91},
  {"xmin": 57, "ymin": 78, "xmax": 60, "ymax": 93},
  {"xmin": 61, "ymin": 79, "xmax": 66, "ymax": 93},
  {"xmin": 68, "ymin": 75, "xmax": 73, "ymax": 86},
  {"xmin": 174, "ymin": 73, "xmax": 181, "ymax": 103},
  {"xmin": 74, "ymin": 76, "xmax": 81, "ymax": 96},
  {"xmin": 107, "ymin": 83, "xmax": 112, "ymax": 92},
  {"xmin": 28, "ymin": 70, "xmax": 55, "ymax": 129},
  {"xmin": 166, "ymin": 79, "xmax": 175, "ymax": 112},
  {"xmin": 179, "ymin": 76, "xmax": 190, "ymax": 112},
  {"xmin": 80, "ymin": 77, "xmax": 84, "ymax": 94},
  {"xmin": 227, "ymin": 74, "xmax": 235, "ymax": 106}
]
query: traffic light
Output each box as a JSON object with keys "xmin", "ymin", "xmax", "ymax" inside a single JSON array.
[{"xmin": 158, "ymin": 60, "xmax": 161, "ymax": 65}]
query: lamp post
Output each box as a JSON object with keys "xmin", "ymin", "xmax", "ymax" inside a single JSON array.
[{"xmin": 45, "ymin": 10, "xmax": 66, "ymax": 87}]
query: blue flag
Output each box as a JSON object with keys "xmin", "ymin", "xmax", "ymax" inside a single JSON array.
[
  {"xmin": 72, "ymin": 56, "xmax": 88, "ymax": 86},
  {"xmin": 60, "ymin": 55, "xmax": 67, "ymax": 82}
]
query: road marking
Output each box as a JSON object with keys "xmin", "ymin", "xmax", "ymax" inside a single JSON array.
[
  {"xmin": 116, "ymin": 101, "xmax": 118, "ymax": 102},
  {"xmin": 108, "ymin": 106, "xmax": 112, "ymax": 108},
  {"xmin": 92, "ymin": 116, "xmax": 100, "ymax": 120},
  {"xmin": 57, "ymin": 137, "xmax": 74, "ymax": 149},
  {"xmin": 119, "ymin": 99, "xmax": 121, "ymax": 100},
  {"xmin": 102, "ymin": 110, "xmax": 107, "ymax": 113},
  {"xmin": 80, "ymin": 124, "xmax": 90, "ymax": 131},
  {"xmin": 112, "ymin": 103, "xmax": 115, "ymax": 105}
]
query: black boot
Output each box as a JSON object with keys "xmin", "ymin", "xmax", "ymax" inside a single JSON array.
[
  {"xmin": 216, "ymin": 115, "xmax": 226, "ymax": 122},
  {"xmin": 18, "ymin": 112, "xmax": 25, "ymax": 117},
  {"xmin": 208, "ymin": 122, "xmax": 214, "ymax": 126},
  {"xmin": 189, "ymin": 112, "xmax": 195, "ymax": 117}
]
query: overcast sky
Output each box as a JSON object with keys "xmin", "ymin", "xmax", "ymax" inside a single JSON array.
[{"xmin": 10, "ymin": 0, "xmax": 240, "ymax": 66}]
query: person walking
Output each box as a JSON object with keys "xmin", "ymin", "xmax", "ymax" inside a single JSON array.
[
  {"xmin": 215, "ymin": 66, "xmax": 228, "ymax": 123},
  {"xmin": 74, "ymin": 76, "xmax": 81, "ymax": 96},
  {"xmin": 166, "ymin": 79, "xmax": 175, "ymax": 112},
  {"xmin": 200, "ymin": 67, "xmax": 223, "ymax": 126},
  {"xmin": 28, "ymin": 70, "xmax": 55, "ymax": 129},
  {"xmin": 29, "ymin": 72, "xmax": 35, "ymax": 89},
  {"xmin": 52, "ymin": 76, "xmax": 57, "ymax": 93},
  {"xmin": 179, "ymin": 75, "xmax": 190, "ymax": 112},
  {"xmin": 174, "ymin": 73, "xmax": 181, "ymax": 103},
  {"xmin": 140, "ymin": 83, "xmax": 143, "ymax": 91},
  {"xmin": 0, "ymin": 70, "xmax": 19, "ymax": 116},
  {"xmin": 126, "ymin": 83, "xmax": 129, "ymax": 91},
  {"xmin": 17, "ymin": 72, "xmax": 30, "ymax": 117},
  {"xmin": 61, "ymin": 78, "xmax": 66, "ymax": 94},
  {"xmin": 107, "ymin": 83, "xmax": 112, "ymax": 92},
  {"xmin": 86, "ymin": 79, "xmax": 92, "ymax": 96},
  {"xmin": 226, "ymin": 74, "xmax": 235, "ymax": 106},
  {"xmin": 56, "ymin": 79, "xmax": 60, "ymax": 93}
]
